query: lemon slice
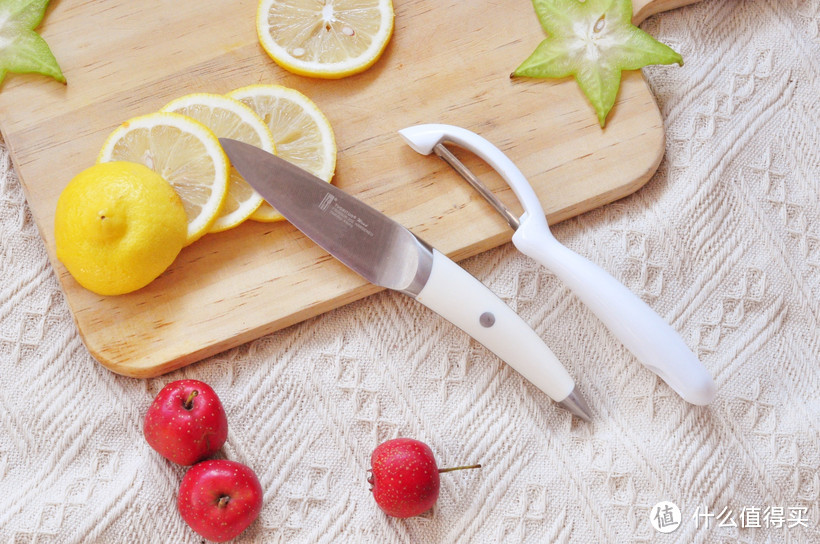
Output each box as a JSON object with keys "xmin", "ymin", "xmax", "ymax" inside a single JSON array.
[
  {"xmin": 97, "ymin": 112, "xmax": 230, "ymax": 245},
  {"xmin": 161, "ymin": 93, "xmax": 276, "ymax": 232},
  {"xmin": 256, "ymin": 0, "xmax": 394, "ymax": 79},
  {"xmin": 227, "ymin": 84, "xmax": 336, "ymax": 222}
]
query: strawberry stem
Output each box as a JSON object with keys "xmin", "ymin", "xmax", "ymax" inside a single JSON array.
[
  {"xmin": 438, "ymin": 464, "xmax": 481, "ymax": 473},
  {"xmin": 183, "ymin": 390, "xmax": 198, "ymax": 410}
]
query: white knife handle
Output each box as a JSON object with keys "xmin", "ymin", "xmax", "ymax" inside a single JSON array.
[
  {"xmin": 513, "ymin": 219, "xmax": 717, "ymax": 405},
  {"xmin": 413, "ymin": 249, "xmax": 576, "ymax": 403}
]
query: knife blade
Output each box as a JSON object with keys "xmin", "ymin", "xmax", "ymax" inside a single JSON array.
[{"xmin": 220, "ymin": 138, "xmax": 593, "ymax": 420}]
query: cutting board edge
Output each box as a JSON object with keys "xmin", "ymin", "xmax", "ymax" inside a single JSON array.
[
  {"xmin": 633, "ymin": 0, "xmax": 698, "ymax": 24},
  {"xmin": 547, "ymin": 118, "xmax": 667, "ymax": 224},
  {"xmin": 87, "ymin": 280, "xmax": 386, "ymax": 378}
]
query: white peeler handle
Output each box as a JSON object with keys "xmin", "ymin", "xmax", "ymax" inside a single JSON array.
[
  {"xmin": 514, "ymin": 215, "xmax": 717, "ymax": 405},
  {"xmin": 400, "ymin": 123, "xmax": 717, "ymax": 406},
  {"xmin": 414, "ymin": 249, "xmax": 577, "ymax": 404}
]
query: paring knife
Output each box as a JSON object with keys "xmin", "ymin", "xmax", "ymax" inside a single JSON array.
[{"xmin": 220, "ymin": 138, "xmax": 593, "ymax": 420}]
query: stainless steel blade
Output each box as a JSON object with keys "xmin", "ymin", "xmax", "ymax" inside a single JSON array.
[{"xmin": 220, "ymin": 138, "xmax": 433, "ymax": 296}]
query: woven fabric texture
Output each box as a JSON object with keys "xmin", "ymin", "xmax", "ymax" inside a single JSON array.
[{"xmin": 1, "ymin": 1, "xmax": 818, "ymax": 542}]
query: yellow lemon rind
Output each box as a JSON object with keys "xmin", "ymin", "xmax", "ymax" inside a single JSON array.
[
  {"xmin": 54, "ymin": 161, "xmax": 188, "ymax": 296},
  {"xmin": 227, "ymin": 84, "xmax": 337, "ymax": 223},
  {"xmin": 256, "ymin": 0, "xmax": 395, "ymax": 79},
  {"xmin": 160, "ymin": 93, "xmax": 277, "ymax": 232},
  {"xmin": 96, "ymin": 112, "xmax": 230, "ymax": 245}
]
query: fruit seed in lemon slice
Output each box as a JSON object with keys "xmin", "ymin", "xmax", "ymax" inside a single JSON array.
[
  {"xmin": 97, "ymin": 112, "xmax": 230, "ymax": 245},
  {"xmin": 257, "ymin": 0, "xmax": 394, "ymax": 79},
  {"xmin": 227, "ymin": 84, "xmax": 336, "ymax": 222},
  {"xmin": 162, "ymin": 93, "xmax": 276, "ymax": 232},
  {"xmin": 55, "ymin": 162, "xmax": 188, "ymax": 296}
]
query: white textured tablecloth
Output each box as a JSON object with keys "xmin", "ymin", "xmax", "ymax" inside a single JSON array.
[{"xmin": 2, "ymin": 1, "xmax": 819, "ymax": 542}]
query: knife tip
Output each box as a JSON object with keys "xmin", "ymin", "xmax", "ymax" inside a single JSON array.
[{"xmin": 557, "ymin": 386, "xmax": 593, "ymax": 422}]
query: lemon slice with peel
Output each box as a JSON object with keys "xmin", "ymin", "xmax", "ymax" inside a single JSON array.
[
  {"xmin": 227, "ymin": 84, "xmax": 336, "ymax": 222},
  {"xmin": 161, "ymin": 93, "xmax": 276, "ymax": 232},
  {"xmin": 97, "ymin": 112, "xmax": 230, "ymax": 245},
  {"xmin": 257, "ymin": 0, "xmax": 394, "ymax": 79}
]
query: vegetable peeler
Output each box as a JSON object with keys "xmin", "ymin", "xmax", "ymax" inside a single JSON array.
[{"xmin": 399, "ymin": 124, "xmax": 717, "ymax": 406}]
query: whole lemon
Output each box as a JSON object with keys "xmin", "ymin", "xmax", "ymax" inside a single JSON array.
[{"xmin": 55, "ymin": 161, "xmax": 188, "ymax": 296}]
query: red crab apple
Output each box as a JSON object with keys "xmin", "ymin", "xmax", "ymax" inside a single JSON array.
[
  {"xmin": 143, "ymin": 379, "xmax": 228, "ymax": 465},
  {"xmin": 178, "ymin": 459, "xmax": 263, "ymax": 542},
  {"xmin": 368, "ymin": 438, "xmax": 481, "ymax": 518}
]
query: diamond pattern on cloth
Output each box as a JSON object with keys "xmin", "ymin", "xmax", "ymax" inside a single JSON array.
[{"xmin": 1, "ymin": 1, "xmax": 819, "ymax": 542}]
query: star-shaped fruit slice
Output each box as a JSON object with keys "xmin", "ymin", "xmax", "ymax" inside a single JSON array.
[
  {"xmin": 0, "ymin": 0, "xmax": 65, "ymax": 87},
  {"xmin": 513, "ymin": 0, "xmax": 682, "ymax": 126}
]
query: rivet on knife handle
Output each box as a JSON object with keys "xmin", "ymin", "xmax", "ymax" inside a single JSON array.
[{"xmin": 414, "ymin": 248, "xmax": 592, "ymax": 421}]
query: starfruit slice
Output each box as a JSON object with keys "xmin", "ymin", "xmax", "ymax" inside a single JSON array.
[
  {"xmin": 0, "ymin": 0, "xmax": 65, "ymax": 87},
  {"xmin": 513, "ymin": 0, "xmax": 682, "ymax": 127}
]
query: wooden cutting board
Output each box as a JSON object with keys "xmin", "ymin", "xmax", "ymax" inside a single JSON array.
[{"xmin": 0, "ymin": 0, "xmax": 697, "ymax": 377}]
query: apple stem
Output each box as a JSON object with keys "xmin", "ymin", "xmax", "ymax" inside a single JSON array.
[
  {"xmin": 217, "ymin": 495, "xmax": 231, "ymax": 508},
  {"xmin": 438, "ymin": 464, "xmax": 482, "ymax": 474},
  {"xmin": 183, "ymin": 390, "xmax": 198, "ymax": 410}
]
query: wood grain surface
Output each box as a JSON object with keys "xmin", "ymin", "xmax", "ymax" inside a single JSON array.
[{"xmin": 0, "ymin": 0, "xmax": 698, "ymax": 377}]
